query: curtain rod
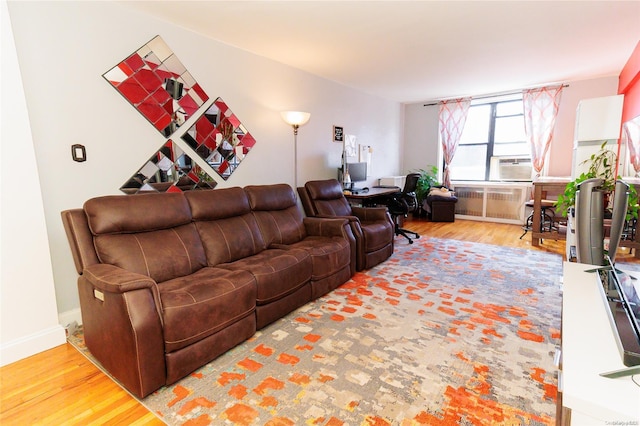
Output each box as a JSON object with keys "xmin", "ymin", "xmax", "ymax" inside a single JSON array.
[{"xmin": 422, "ymin": 84, "xmax": 569, "ymax": 107}]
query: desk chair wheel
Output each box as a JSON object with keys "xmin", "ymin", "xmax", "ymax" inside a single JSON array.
[{"xmin": 395, "ymin": 225, "xmax": 420, "ymax": 244}]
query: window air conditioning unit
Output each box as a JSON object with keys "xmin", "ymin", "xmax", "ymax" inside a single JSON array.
[{"xmin": 489, "ymin": 156, "xmax": 532, "ymax": 181}]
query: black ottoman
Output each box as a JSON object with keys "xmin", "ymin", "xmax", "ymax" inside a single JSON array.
[{"xmin": 426, "ymin": 189, "xmax": 458, "ymax": 222}]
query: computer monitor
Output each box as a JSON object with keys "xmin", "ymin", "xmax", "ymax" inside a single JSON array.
[{"xmin": 347, "ymin": 162, "xmax": 367, "ymax": 184}]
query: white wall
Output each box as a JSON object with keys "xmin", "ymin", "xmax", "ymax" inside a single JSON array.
[
  {"xmin": 4, "ymin": 0, "xmax": 402, "ymax": 356},
  {"xmin": 547, "ymin": 77, "xmax": 620, "ymax": 176},
  {"xmin": 403, "ymin": 103, "xmax": 440, "ymax": 177},
  {"xmin": 1, "ymin": 0, "xmax": 66, "ymax": 366},
  {"xmin": 402, "ymin": 76, "xmax": 620, "ymax": 179}
]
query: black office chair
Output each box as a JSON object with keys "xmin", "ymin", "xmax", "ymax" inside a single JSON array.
[{"xmin": 384, "ymin": 173, "xmax": 421, "ymax": 244}]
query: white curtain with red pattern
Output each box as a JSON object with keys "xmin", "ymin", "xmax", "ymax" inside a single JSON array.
[
  {"xmin": 523, "ymin": 85, "xmax": 564, "ymax": 178},
  {"xmin": 439, "ymin": 98, "xmax": 472, "ymax": 188},
  {"xmin": 623, "ymin": 116, "xmax": 640, "ymax": 176}
]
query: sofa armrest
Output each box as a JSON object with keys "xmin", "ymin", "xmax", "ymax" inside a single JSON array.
[
  {"xmin": 303, "ymin": 217, "xmax": 350, "ymax": 237},
  {"xmin": 83, "ymin": 263, "xmax": 156, "ymax": 294},
  {"xmin": 314, "ymin": 213, "xmax": 361, "ymax": 226},
  {"xmin": 78, "ymin": 263, "xmax": 165, "ymax": 398},
  {"xmin": 304, "ymin": 217, "xmax": 357, "ymax": 275}
]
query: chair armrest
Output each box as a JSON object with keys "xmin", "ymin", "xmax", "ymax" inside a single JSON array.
[{"xmin": 351, "ymin": 206, "xmax": 390, "ymax": 221}]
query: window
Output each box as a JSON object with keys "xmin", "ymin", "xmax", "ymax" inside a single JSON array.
[{"xmin": 448, "ymin": 96, "xmax": 529, "ymax": 181}]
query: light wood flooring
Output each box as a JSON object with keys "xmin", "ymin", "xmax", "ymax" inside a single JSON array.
[{"xmin": 2, "ymin": 218, "xmax": 637, "ymax": 425}]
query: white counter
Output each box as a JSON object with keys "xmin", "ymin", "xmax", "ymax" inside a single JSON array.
[{"xmin": 562, "ymin": 261, "xmax": 640, "ymax": 423}]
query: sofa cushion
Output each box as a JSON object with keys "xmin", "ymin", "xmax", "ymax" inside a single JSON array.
[
  {"xmin": 245, "ymin": 184, "xmax": 307, "ymax": 246},
  {"xmin": 85, "ymin": 192, "xmax": 207, "ymax": 283},
  {"xmin": 220, "ymin": 248, "xmax": 312, "ymax": 305},
  {"xmin": 158, "ymin": 267, "xmax": 257, "ymax": 353},
  {"xmin": 84, "ymin": 192, "xmax": 192, "ymax": 234},
  {"xmin": 185, "ymin": 187, "xmax": 249, "ymax": 221},
  {"xmin": 287, "ymin": 236, "xmax": 351, "ymax": 281},
  {"xmin": 93, "ymin": 224, "xmax": 207, "ymax": 284},
  {"xmin": 185, "ymin": 188, "xmax": 267, "ymax": 265}
]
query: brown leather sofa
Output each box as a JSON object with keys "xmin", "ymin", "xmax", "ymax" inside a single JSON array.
[
  {"xmin": 61, "ymin": 184, "xmax": 354, "ymax": 398},
  {"xmin": 298, "ymin": 179, "xmax": 394, "ymax": 271}
]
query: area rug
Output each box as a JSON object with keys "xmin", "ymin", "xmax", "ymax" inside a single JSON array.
[{"xmin": 69, "ymin": 236, "xmax": 563, "ymax": 425}]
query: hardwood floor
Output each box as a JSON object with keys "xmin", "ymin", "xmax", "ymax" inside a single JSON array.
[
  {"xmin": 0, "ymin": 342, "xmax": 163, "ymax": 425},
  {"xmin": 404, "ymin": 216, "xmax": 567, "ymax": 253},
  {"xmin": 2, "ymin": 218, "xmax": 637, "ymax": 424},
  {"xmin": 404, "ymin": 216, "xmax": 640, "ymax": 262}
]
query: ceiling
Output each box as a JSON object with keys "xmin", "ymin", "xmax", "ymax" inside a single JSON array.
[{"xmin": 121, "ymin": 1, "xmax": 640, "ymax": 104}]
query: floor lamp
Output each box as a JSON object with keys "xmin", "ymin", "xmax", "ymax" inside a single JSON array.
[{"xmin": 281, "ymin": 111, "xmax": 311, "ymax": 189}]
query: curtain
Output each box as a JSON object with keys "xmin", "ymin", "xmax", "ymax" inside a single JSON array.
[
  {"xmin": 439, "ymin": 98, "xmax": 471, "ymax": 188},
  {"xmin": 522, "ymin": 85, "xmax": 564, "ymax": 178},
  {"xmin": 623, "ymin": 115, "xmax": 640, "ymax": 175}
]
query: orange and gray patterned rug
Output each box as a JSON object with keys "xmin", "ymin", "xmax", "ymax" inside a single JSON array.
[{"xmin": 70, "ymin": 236, "xmax": 564, "ymax": 425}]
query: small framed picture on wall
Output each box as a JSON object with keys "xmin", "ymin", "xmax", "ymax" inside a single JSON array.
[{"xmin": 333, "ymin": 126, "xmax": 344, "ymax": 142}]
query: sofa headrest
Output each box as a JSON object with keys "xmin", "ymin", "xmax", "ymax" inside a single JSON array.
[
  {"xmin": 305, "ymin": 179, "xmax": 343, "ymax": 201},
  {"xmin": 245, "ymin": 184, "xmax": 296, "ymax": 211},
  {"xmin": 84, "ymin": 192, "xmax": 192, "ymax": 235},
  {"xmin": 184, "ymin": 187, "xmax": 250, "ymax": 220}
]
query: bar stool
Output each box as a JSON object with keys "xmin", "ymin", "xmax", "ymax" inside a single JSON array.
[{"xmin": 520, "ymin": 196, "xmax": 556, "ymax": 239}]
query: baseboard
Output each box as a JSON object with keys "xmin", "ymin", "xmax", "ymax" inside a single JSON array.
[
  {"xmin": 0, "ymin": 324, "xmax": 66, "ymax": 367},
  {"xmin": 58, "ymin": 308, "xmax": 82, "ymax": 329}
]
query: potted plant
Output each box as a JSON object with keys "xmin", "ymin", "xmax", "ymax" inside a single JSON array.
[
  {"xmin": 413, "ymin": 165, "xmax": 440, "ymax": 217},
  {"xmin": 555, "ymin": 141, "xmax": 639, "ymax": 222}
]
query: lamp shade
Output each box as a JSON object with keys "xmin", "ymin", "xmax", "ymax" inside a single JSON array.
[{"xmin": 281, "ymin": 111, "xmax": 311, "ymax": 127}]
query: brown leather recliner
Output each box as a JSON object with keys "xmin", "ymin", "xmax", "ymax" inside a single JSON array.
[{"xmin": 298, "ymin": 179, "xmax": 394, "ymax": 271}]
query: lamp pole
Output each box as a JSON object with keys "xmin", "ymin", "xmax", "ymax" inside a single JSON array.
[
  {"xmin": 280, "ymin": 111, "xmax": 311, "ymax": 190},
  {"xmin": 292, "ymin": 124, "xmax": 300, "ymax": 189}
]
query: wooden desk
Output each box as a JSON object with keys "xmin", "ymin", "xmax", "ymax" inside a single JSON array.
[
  {"xmin": 343, "ymin": 186, "xmax": 400, "ymax": 206},
  {"xmin": 531, "ymin": 178, "xmax": 570, "ymax": 247}
]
